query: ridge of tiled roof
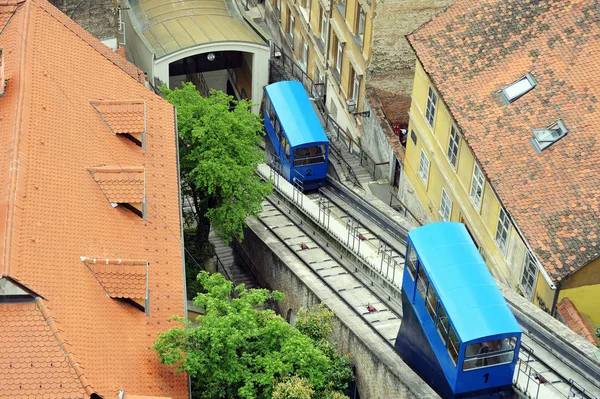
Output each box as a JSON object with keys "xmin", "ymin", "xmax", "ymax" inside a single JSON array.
[
  {"xmin": 0, "ymin": 298, "xmax": 89, "ymax": 398},
  {"xmin": 90, "ymin": 99, "xmax": 146, "ymax": 135},
  {"xmin": 36, "ymin": 0, "xmax": 145, "ymax": 84},
  {"xmin": 407, "ymin": 0, "xmax": 600, "ymax": 282},
  {"xmin": 87, "ymin": 166, "xmax": 145, "ymax": 204},
  {"xmin": 81, "ymin": 257, "xmax": 148, "ymax": 299}
]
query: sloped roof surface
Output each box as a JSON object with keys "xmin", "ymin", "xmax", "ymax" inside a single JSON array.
[
  {"xmin": 87, "ymin": 166, "xmax": 145, "ymax": 204},
  {"xmin": 0, "ymin": 300, "xmax": 87, "ymax": 398},
  {"xmin": 0, "ymin": 1, "xmax": 186, "ymax": 398},
  {"xmin": 91, "ymin": 100, "xmax": 146, "ymax": 135},
  {"xmin": 408, "ymin": 0, "xmax": 600, "ymax": 281},
  {"xmin": 129, "ymin": 0, "xmax": 264, "ymax": 59}
]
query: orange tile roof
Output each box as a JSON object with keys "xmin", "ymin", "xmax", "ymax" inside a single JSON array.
[
  {"xmin": 0, "ymin": 1, "xmax": 187, "ymax": 398},
  {"xmin": 90, "ymin": 100, "xmax": 146, "ymax": 135},
  {"xmin": 87, "ymin": 166, "xmax": 145, "ymax": 204},
  {"xmin": 82, "ymin": 257, "xmax": 148, "ymax": 299},
  {"xmin": 408, "ymin": 0, "xmax": 600, "ymax": 282},
  {"xmin": 557, "ymin": 297, "xmax": 598, "ymax": 345},
  {"xmin": 0, "ymin": 299, "xmax": 88, "ymax": 398}
]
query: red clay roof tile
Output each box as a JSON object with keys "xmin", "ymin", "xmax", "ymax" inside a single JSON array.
[
  {"xmin": 0, "ymin": 299, "xmax": 87, "ymax": 398},
  {"xmin": 0, "ymin": 1, "xmax": 186, "ymax": 397},
  {"xmin": 408, "ymin": 0, "xmax": 600, "ymax": 281}
]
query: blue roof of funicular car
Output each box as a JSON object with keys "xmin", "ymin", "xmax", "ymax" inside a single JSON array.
[
  {"xmin": 408, "ymin": 222, "xmax": 522, "ymax": 343},
  {"xmin": 265, "ymin": 81, "xmax": 329, "ymax": 148}
]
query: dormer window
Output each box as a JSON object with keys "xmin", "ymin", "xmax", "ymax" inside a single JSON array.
[
  {"xmin": 530, "ymin": 120, "xmax": 568, "ymax": 153},
  {"xmin": 87, "ymin": 166, "xmax": 146, "ymax": 220},
  {"xmin": 90, "ymin": 100, "xmax": 147, "ymax": 149},
  {"xmin": 500, "ymin": 73, "xmax": 536, "ymax": 104}
]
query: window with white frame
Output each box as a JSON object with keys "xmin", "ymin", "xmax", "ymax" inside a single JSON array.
[
  {"xmin": 469, "ymin": 163, "xmax": 485, "ymax": 210},
  {"xmin": 336, "ymin": 40, "xmax": 343, "ymax": 76},
  {"xmin": 355, "ymin": 5, "xmax": 365, "ymax": 47},
  {"xmin": 425, "ymin": 86, "xmax": 437, "ymax": 128},
  {"xmin": 301, "ymin": 39, "xmax": 308, "ymax": 71},
  {"xmin": 495, "ymin": 208, "xmax": 511, "ymax": 255},
  {"xmin": 289, "ymin": 13, "xmax": 295, "ymax": 44},
  {"xmin": 439, "ymin": 189, "xmax": 452, "ymax": 222},
  {"xmin": 320, "ymin": 6, "xmax": 327, "ymax": 43},
  {"xmin": 447, "ymin": 125, "xmax": 460, "ymax": 168},
  {"xmin": 418, "ymin": 149, "xmax": 430, "ymax": 185},
  {"xmin": 521, "ymin": 252, "xmax": 537, "ymax": 299},
  {"xmin": 351, "ymin": 69, "xmax": 360, "ymax": 104}
]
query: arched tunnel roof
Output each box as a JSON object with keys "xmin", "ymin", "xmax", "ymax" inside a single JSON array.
[{"xmin": 129, "ymin": 0, "xmax": 266, "ymax": 59}]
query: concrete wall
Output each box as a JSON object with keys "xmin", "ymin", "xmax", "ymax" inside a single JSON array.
[
  {"xmin": 241, "ymin": 217, "xmax": 440, "ymax": 399},
  {"xmin": 122, "ymin": 1, "xmax": 155, "ymax": 80}
]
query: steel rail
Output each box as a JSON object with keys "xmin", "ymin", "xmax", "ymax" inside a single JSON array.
[{"xmin": 258, "ymin": 195, "xmax": 400, "ymax": 349}]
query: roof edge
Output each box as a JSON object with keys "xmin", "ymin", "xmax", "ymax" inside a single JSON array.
[{"xmin": 35, "ymin": 297, "xmax": 95, "ymax": 397}]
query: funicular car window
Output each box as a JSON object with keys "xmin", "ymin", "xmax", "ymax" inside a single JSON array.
[
  {"xmin": 405, "ymin": 243, "xmax": 417, "ymax": 280},
  {"xmin": 436, "ymin": 305, "xmax": 449, "ymax": 345},
  {"xmin": 293, "ymin": 145, "xmax": 326, "ymax": 166},
  {"xmin": 425, "ymin": 287, "xmax": 438, "ymax": 321},
  {"xmin": 462, "ymin": 337, "xmax": 517, "ymax": 370},
  {"xmin": 448, "ymin": 326, "xmax": 459, "ymax": 365},
  {"xmin": 416, "ymin": 266, "xmax": 429, "ymax": 300}
]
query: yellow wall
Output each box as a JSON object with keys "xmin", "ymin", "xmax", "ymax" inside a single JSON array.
[
  {"xmin": 404, "ymin": 60, "xmax": 542, "ymax": 294},
  {"xmin": 533, "ymin": 275, "xmax": 554, "ymax": 314},
  {"xmin": 559, "ymin": 284, "xmax": 600, "ymax": 326}
]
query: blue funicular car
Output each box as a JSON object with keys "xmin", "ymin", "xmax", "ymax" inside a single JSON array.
[
  {"xmin": 263, "ymin": 81, "xmax": 329, "ymax": 190},
  {"xmin": 396, "ymin": 222, "xmax": 522, "ymax": 399}
]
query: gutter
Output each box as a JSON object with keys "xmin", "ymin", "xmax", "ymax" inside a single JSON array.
[{"xmin": 173, "ymin": 105, "xmax": 191, "ymax": 399}]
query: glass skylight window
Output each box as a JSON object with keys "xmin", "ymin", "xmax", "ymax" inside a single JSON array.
[
  {"xmin": 500, "ymin": 73, "xmax": 536, "ymax": 103},
  {"xmin": 530, "ymin": 120, "xmax": 568, "ymax": 153}
]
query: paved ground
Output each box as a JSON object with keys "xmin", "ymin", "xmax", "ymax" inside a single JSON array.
[{"xmin": 49, "ymin": 0, "xmax": 115, "ymax": 40}]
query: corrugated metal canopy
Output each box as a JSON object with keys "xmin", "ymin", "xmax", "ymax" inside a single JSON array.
[
  {"xmin": 129, "ymin": 0, "xmax": 265, "ymax": 59},
  {"xmin": 408, "ymin": 222, "xmax": 522, "ymax": 343},
  {"xmin": 265, "ymin": 81, "xmax": 329, "ymax": 148}
]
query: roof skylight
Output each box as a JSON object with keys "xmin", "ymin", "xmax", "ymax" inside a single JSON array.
[
  {"xmin": 500, "ymin": 73, "xmax": 536, "ymax": 103},
  {"xmin": 530, "ymin": 120, "xmax": 568, "ymax": 153}
]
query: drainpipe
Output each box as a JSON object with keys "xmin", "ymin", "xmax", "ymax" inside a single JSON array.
[
  {"xmin": 550, "ymin": 281, "xmax": 561, "ymax": 317},
  {"xmin": 114, "ymin": 0, "xmax": 120, "ymax": 50}
]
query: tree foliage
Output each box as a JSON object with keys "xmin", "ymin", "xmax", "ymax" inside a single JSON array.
[
  {"xmin": 153, "ymin": 272, "xmax": 352, "ymax": 399},
  {"xmin": 160, "ymin": 83, "xmax": 271, "ymax": 253}
]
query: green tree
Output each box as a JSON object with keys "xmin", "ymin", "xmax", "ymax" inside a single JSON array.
[
  {"xmin": 153, "ymin": 272, "xmax": 352, "ymax": 399},
  {"xmin": 272, "ymin": 376, "xmax": 314, "ymax": 399},
  {"xmin": 160, "ymin": 83, "xmax": 271, "ymax": 257}
]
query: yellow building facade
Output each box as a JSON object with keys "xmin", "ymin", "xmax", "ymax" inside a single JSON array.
[
  {"xmin": 269, "ymin": 0, "xmax": 373, "ymax": 141},
  {"xmin": 404, "ymin": 60, "xmax": 600, "ymax": 328}
]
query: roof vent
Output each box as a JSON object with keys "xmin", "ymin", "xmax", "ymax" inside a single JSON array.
[
  {"xmin": 530, "ymin": 120, "xmax": 568, "ymax": 153},
  {"xmin": 500, "ymin": 73, "xmax": 536, "ymax": 104},
  {"xmin": 86, "ymin": 166, "xmax": 146, "ymax": 220},
  {"xmin": 89, "ymin": 100, "xmax": 146, "ymax": 149}
]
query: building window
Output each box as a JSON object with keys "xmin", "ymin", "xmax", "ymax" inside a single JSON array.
[
  {"xmin": 320, "ymin": 6, "xmax": 327, "ymax": 44},
  {"xmin": 425, "ymin": 86, "xmax": 437, "ymax": 128},
  {"xmin": 439, "ymin": 189, "xmax": 452, "ymax": 222},
  {"xmin": 301, "ymin": 39, "xmax": 308, "ymax": 71},
  {"xmin": 336, "ymin": 0, "xmax": 346, "ymax": 17},
  {"xmin": 355, "ymin": 5, "xmax": 365, "ymax": 49},
  {"xmin": 447, "ymin": 125, "xmax": 460, "ymax": 169},
  {"xmin": 303, "ymin": 0, "xmax": 311, "ymax": 18},
  {"xmin": 288, "ymin": 12, "xmax": 295, "ymax": 45},
  {"xmin": 336, "ymin": 39, "xmax": 343, "ymax": 77},
  {"xmin": 469, "ymin": 163, "xmax": 485, "ymax": 210},
  {"xmin": 500, "ymin": 73, "xmax": 536, "ymax": 104},
  {"xmin": 277, "ymin": 0, "xmax": 281, "ymax": 10},
  {"xmin": 495, "ymin": 208, "xmax": 511, "ymax": 255},
  {"xmin": 530, "ymin": 120, "xmax": 568, "ymax": 153},
  {"xmin": 521, "ymin": 252, "xmax": 537, "ymax": 299},
  {"xmin": 418, "ymin": 149, "xmax": 430, "ymax": 186},
  {"xmin": 350, "ymin": 68, "xmax": 360, "ymax": 104}
]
